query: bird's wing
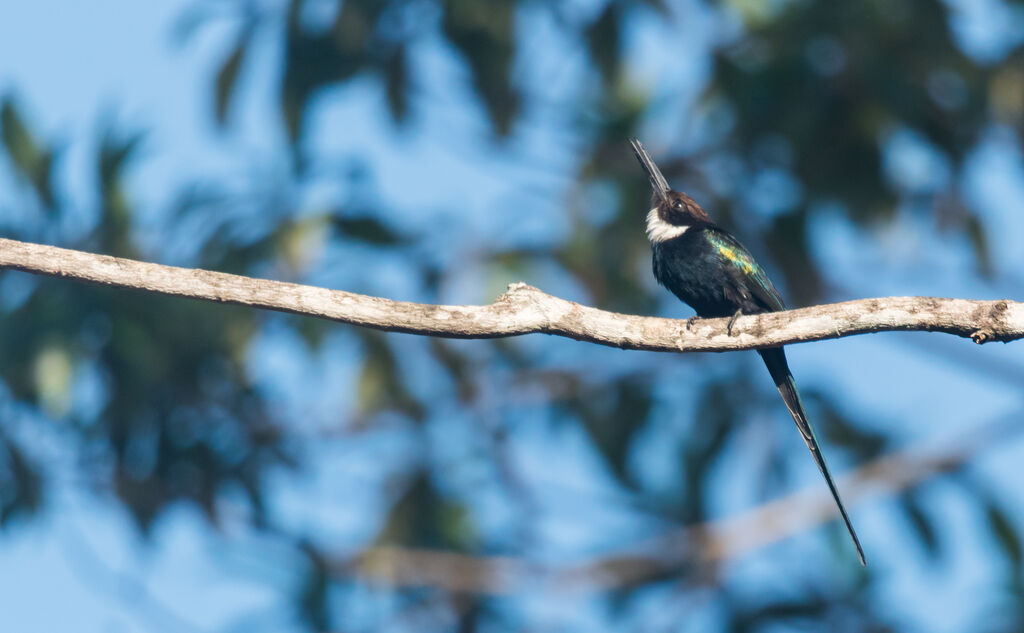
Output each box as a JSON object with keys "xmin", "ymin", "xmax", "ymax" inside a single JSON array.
[{"xmin": 704, "ymin": 228, "xmax": 786, "ymax": 313}]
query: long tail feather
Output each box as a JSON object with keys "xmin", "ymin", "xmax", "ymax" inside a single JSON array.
[{"xmin": 758, "ymin": 347, "xmax": 866, "ymax": 565}]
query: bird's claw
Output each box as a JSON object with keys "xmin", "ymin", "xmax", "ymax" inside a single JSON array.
[
  {"xmin": 727, "ymin": 310, "xmax": 743, "ymax": 336},
  {"xmin": 685, "ymin": 316, "xmax": 699, "ymax": 331}
]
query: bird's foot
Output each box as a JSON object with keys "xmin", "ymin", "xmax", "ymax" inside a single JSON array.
[
  {"xmin": 685, "ymin": 316, "xmax": 699, "ymax": 331},
  {"xmin": 727, "ymin": 309, "xmax": 743, "ymax": 336}
]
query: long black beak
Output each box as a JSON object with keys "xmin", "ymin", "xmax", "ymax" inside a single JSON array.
[{"xmin": 629, "ymin": 137, "xmax": 670, "ymax": 204}]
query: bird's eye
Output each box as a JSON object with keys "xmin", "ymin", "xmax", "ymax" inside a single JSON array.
[{"xmin": 673, "ymin": 200, "xmax": 683, "ymax": 210}]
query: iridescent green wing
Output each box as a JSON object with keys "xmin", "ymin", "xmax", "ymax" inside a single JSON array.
[{"xmin": 705, "ymin": 228, "xmax": 786, "ymax": 312}]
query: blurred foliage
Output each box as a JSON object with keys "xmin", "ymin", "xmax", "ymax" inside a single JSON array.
[
  {"xmin": 2, "ymin": 0, "xmax": 1024, "ymax": 632},
  {"xmin": 1, "ymin": 98, "xmax": 58, "ymax": 213},
  {"xmin": 706, "ymin": 0, "xmax": 1005, "ymax": 301}
]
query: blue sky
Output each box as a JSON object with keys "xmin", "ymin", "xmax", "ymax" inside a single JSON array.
[
  {"xmin": 0, "ymin": 2, "xmax": 293, "ymax": 630},
  {"xmin": 3, "ymin": 1, "xmax": 1024, "ymax": 632}
]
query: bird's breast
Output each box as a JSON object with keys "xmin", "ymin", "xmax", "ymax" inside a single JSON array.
[{"xmin": 652, "ymin": 238, "xmax": 738, "ymax": 317}]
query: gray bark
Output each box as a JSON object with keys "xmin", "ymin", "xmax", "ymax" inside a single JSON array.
[{"xmin": 0, "ymin": 237, "xmax": 1020, "ymax": 350}]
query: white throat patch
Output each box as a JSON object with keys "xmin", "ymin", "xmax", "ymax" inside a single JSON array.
[{"xmin": 646, "ymin": 208, "xmax": 689, "ymax": 243}]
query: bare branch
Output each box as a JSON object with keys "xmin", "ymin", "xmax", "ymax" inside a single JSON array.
[
  {"xmin": 3, "ymin": 240, "xmax": 1016, "ymax": 591},
  {"xmin": 0, "ymin": 238, "xmax": 1021, "ymax": 350},
  {"xmin": 344, "ymin": 413, "xmax": 1024, "ymax": 594}
]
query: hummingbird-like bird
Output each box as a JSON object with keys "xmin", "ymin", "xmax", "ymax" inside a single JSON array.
[{"xmin": 629, "ymin": 138, "xmax": 865, "ymax": 565}]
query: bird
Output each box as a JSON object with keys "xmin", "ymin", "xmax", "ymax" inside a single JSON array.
[{"xmin": 628, "ymin": 137, "xmax": 866, "ymax": 566}]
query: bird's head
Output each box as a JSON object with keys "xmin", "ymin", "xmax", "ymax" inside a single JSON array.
[{"xmin": 629, "ymin": 137, "xmax": 711, "ymax": 243}]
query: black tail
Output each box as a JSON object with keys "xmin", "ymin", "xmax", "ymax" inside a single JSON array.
[{"xmin": 758, "ymin": 347, "xmax": 866, "ymax": 566}]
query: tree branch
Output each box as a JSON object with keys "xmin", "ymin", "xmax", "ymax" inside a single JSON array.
[
  {"xmin": 345, "ymin": 411, "xmax": 1024, "ymax": 594},
  {"xmin": 0, "ymin": 237, "xmax": 1020, "ymax": 350}
]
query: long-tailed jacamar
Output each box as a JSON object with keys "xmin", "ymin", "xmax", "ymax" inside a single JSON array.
[{"xmin": 629, "ymin": 138, "xmax": 865, "ymax": 565}]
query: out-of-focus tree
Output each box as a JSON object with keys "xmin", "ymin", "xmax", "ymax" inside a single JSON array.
[{"xmin": 3, "ymin": 0, "xmax": 1024, "ymax": 631}]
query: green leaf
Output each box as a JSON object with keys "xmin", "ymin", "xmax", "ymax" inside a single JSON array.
[
  {"xmin": 1, "ymin": 96, "xmax": 58, "ymax": 211},
  {"xmin": 633, "ymin": 0, "xmax": 669, "ymax": 13},
  {"xmin": 333, "ymin": 216, "xmax": 406, "ymax": 245},
  {"xmin": 805, "ymin": 388, "xmax": 888, "ymax": 460},
  {"xmin": 575, "ymin": 378, "xmax": 652, "ymax": 488},
  {"xmin": 732, "ymin": 596, "xmax": 828, "ymax": 632},
  {"xmin": 429, "ymin": 339, "xmax": 476, "ymax": 402},
  {"xmin": 0, "ymin": 97, "xmax": 41, "ymax": 177},
  {"xmin": 356, "ymin": 332, "xmax": 425, "ymax": 421},
  {"xmin": 384, "ymin": 43, "xmax": 410, "ymax": 124},
  {"xmin": 964, "ymin": 213, "xmax": 992, "ymax": 278},
  {"xmin": 376, "ymin": 471, "xmax": 475, "ymax": 549},
  {"xmin": 901, "ymin": 489, "xmax": 940, "ymax": 559},
  {"xmin": 33, "ymin": 149, "xmax": 57, "ymax": 210},
  {"xmin": 96, "ymin": 126, "xmax": 146, "ymax": 255},
  {"xmin": 985, "ymin": 501, "xmax": 1023, "ymax": 570},
  {"xmin": 0, "ymin": 434, "xmax": 44, "ymax": 525},
  {"xmin": 215, "ymin": 30, "xmax": 252, "ymax": 126},
  {"xmin": 441, "ymin": 0, "xmax": 519, "ymax": 135},
  {"xmin": 296, "ymin": 542, "xmax": 331, "ymax": 632},
  {"xmin": 585, "ymin": 2, "xmax": 622, "ymax": 85}
]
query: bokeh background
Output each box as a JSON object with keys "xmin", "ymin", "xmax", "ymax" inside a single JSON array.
[{"xmin": 2, "ymin": 0, "xmax": 1024, "ymax": 631}]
